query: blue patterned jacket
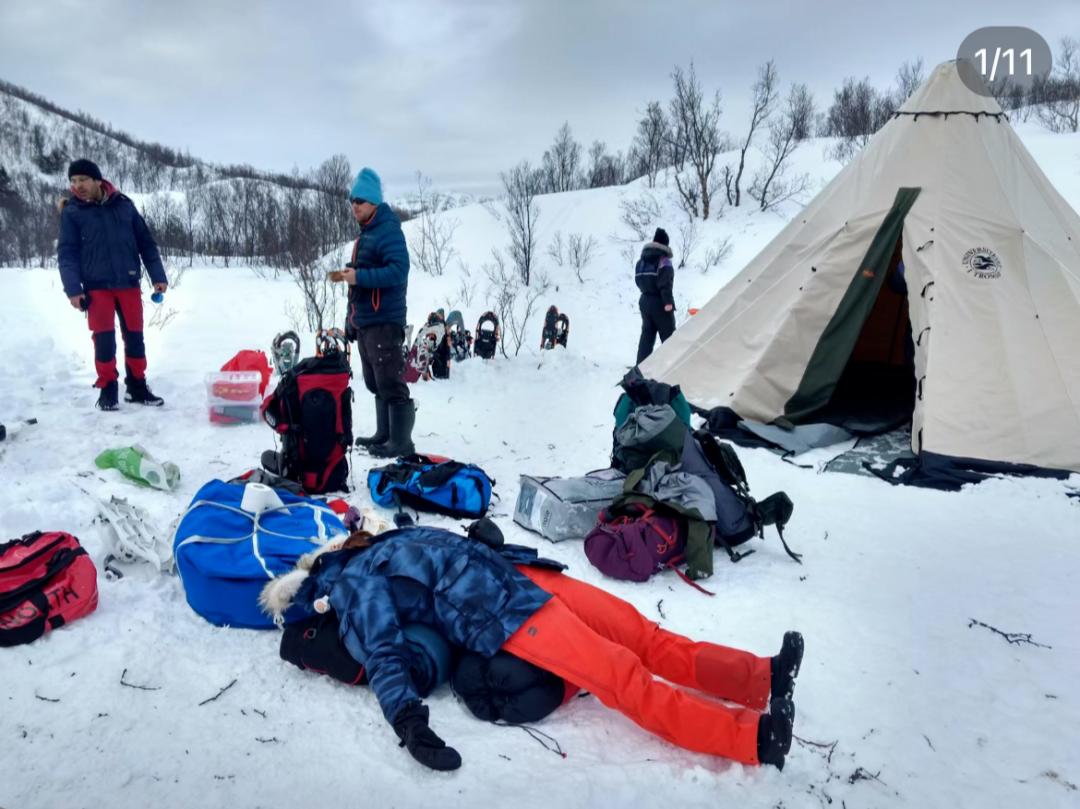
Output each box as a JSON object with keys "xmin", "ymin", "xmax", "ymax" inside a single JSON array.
[{"xmin": 296, "ymin": 527, "xmax": 563, "ymax": 724}]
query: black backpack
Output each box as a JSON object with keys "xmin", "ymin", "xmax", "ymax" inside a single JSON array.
[
  {"xmin": 474, "ymin": 312, "xmax": 500, "ymax": 359},
  {"xmin": 693, "ymin": 430, "xmax": 800, "ymax": 563},
  {"xmin": 261, "ymin": 352, "xmax": 353, "ymax": 494}
]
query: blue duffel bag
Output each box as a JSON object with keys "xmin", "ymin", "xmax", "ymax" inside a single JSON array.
[
  {"xmin": 173, "ymin": 479, "xmax": 347, "ymax": 628},
  {"xmin": 368, "ymin": 454, "xmax": 493, "ymax": 520}
]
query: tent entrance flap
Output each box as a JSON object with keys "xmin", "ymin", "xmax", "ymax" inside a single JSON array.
[{"xmin": 784, "ymin": 187, "xmax": 921, "ymax": 426}]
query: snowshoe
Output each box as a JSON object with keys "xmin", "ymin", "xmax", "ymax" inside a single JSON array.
[
  {"xmin": 474, "ymin": 312, "xmax": 500, "ymax": 359},
  {"xmin": 447, "ymin": 310, "xmax": 471, "ymax": 362},
  {"xmin": 94, "ymin": 495, "xmax": 173, "ymax": 573},
  {"xmin": 425, "ymin": 312, "xmax": 451, "ymax": 380},
  {"xmin": 404, "ymin": 323, "xmax": 446, "ymax": 383},
  {"xmin": 555, "ymin": 312, "xmax": 569, "ymax": 348},
  {"xmin": 540, "ymin": 305, "xmax": 560, "ymax": 350},
  {"xmin": 271, "ymin": 331, "xmax": 301, "ymax": 374},
  {"xmin": 316, "ymin": 328, "xmax": 350, "ymax": 362}
]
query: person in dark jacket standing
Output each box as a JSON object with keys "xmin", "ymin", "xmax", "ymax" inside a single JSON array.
[
  {"xmin": 268, "ymin": 526, "xmax": 805, "ymax": 772},
  {"xmin": 57, "ymin": 159, "xmax": 167, "ymax": 411},
  {"xmin": 337, "ymin": 167, "xmax": 414, "ymax": 458},
  {"xmin": 635, "ymin": 227, "xmax": 676, "ymax": 364}
]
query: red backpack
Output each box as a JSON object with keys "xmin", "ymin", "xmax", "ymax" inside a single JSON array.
[
  {"xmin": 0, "ymin": 532, "xmax": 99, "ymax": 647},
  {"xmin": 261, "ymin": 351, "xmax": 353, "ymax": 494}
]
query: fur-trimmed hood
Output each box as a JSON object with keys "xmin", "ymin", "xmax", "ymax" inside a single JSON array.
[
  {"xmin": 258, "ymin": 541, "xmax": 343, "ymax": 624},
  {"xmin": 642, "ymin": 241, "xmax": 674, "ymax": 258}
]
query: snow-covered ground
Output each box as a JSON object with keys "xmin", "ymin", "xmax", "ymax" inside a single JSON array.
[{"xmin": 2, "ymin": 128, "xmax": 1079, "ymax": 809}]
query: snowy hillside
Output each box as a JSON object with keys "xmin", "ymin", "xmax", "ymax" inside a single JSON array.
[{"xmin": 1, "ymin": 127, "xmax": 1079, "ymax": 809}]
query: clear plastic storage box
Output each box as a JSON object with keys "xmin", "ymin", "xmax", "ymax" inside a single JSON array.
[{"xmin": 205, "ymin": 371, "xmax": 263, "ymax": 424}]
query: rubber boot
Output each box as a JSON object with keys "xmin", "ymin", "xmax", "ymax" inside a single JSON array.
[
  {"xmin": 369, "ymin": 400, "xmax": 416, "ymax": 459},
  {"xmin": 355, "ymin": 396, "xmax": 390, "ymax": 448}
]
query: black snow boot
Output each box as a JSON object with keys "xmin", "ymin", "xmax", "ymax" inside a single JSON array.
[
  {"xmin": 369, "ymin": 400, "xmax": 415, "ymax": 459},
  {"xmin": 355, "ymin": 396, "xmax": 390, "ymax": 448},
  {"xmin": 125, "ymin": 377, "xmax": 164, "ymax": 407},
  {"xmin": 97, "ymin": 381, "xmax": 120, "ymax": 412},
  {"xmin": 261, "ymin": 450, "xmax": 285, "ymax": 477},
  {"xmin": 757, "ymin": 698, "xmax": 795, "ymax": 770},
  {"xmin": 770, "ymin": 631, "xmax": 804, "ymax": 703}
]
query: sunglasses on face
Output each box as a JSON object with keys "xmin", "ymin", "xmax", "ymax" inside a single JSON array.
[{"xmin": 350, "ymin": 198, "xmax": 368, "ymax": 206}]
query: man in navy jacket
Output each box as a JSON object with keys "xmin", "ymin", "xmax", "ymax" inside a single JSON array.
[
  {"xmin": 57, "ymin": 159, "xmax": 167, "ymax": 410},
  {"xmin": 338, "ymin": 167, "xmax": 414, "ymax": 457}
]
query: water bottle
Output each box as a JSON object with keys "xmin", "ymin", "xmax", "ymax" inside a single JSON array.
[{"xmin": 151, "ymin": 291, "xmax": 164, "ymax": 304}]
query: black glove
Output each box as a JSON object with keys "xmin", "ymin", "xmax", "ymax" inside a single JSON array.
[
  {"xmin": 466, "ymin": 516, "xmax": 503, "ymax": 549},
  {"xmin": 392, "ymin": 702, "xmax": 462, "ymax": 771}
]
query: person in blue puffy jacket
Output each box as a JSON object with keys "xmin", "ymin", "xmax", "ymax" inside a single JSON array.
[
  {"xmin": 272, "ymin": 526, "xmax": 804, "ymax": 773},
  {"xmin": 334, "ymin": 167, "xmax": 414, "ymax": 458},
  {"xmin": 57, "ymin": 159, "xmax": 167, "ymax": 411}
]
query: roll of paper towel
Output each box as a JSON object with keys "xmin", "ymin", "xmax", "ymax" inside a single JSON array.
[{"xmin": 241, "ymin": 482, "xmax": 286, "ymax": 515}]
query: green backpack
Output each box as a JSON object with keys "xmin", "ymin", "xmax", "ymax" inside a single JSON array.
[{"xmin": 611, "ymin": 369, "xmax": 693, "ymax": 473}]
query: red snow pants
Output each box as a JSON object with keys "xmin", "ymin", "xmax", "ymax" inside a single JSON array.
[
  {"xmin": 503, "ymin": 567, "xmax": 771, "ymax": 765},
  {"xmin": 87, "ymin": 288, "xmax": 146, "ymax": 387}
]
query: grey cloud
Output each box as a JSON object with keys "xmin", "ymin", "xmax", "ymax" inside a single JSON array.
[{"xmin": 1, "ymin": 0, "xmax": 1076, "ymax": 195}]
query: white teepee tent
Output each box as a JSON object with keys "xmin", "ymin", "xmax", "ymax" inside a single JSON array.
[{"xmin": 641, "ymin": 60, "xmax": 1080, "ymax": 477}]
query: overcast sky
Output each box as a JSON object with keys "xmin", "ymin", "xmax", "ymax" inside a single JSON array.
[{"xmin": 1, "ymin": 0, "xmax": 1077, "ymax": 195}]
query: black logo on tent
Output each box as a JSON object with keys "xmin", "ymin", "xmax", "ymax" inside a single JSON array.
[{"xmin": 962, "ymin": 247, "xmax": 1002, "ymax": 280}]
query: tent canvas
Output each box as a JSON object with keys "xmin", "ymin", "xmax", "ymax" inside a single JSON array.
[{"xmin": 642, "ymin": 60, "xmax": 1080, "ymax": 485}]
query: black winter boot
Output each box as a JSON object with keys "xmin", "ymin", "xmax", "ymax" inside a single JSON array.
[
  {"xmin": 355, "ymin": 396, "xmax": 390, "ymax": 448},
  {"xmin": 96, "ymin": 381, "xmax": 120, "ymax": 411},
  {"xmin": 125, "ymin": 377, "xmax": 164, "ymax": 407},
  {"xmin": 369, "ymin": 400, "xmax": 415, "ymax": 459},
  {"xmin": 757, "ymin": 698, "xmax": 795, "ymax": 770},
  {"xmin": 261, "ymin": 450, "xmax": 285, "ymax": 477},
  {"xmin": 770, "ymin": 631, "xmax": 804, "ymax": 703}
]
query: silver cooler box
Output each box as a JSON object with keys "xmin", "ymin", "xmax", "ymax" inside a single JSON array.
[{"xmin": 513, "ymin": 469, "xmax": 627, "ymax": 542}]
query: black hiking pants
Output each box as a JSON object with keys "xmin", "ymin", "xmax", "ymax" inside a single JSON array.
[
  {"xmin": 357, "ymin": 323, "xmax": 410, "ymax": 404},
  {"xmin": 636, "ymin": 295, "xmax": 676, "ymax": 364}
]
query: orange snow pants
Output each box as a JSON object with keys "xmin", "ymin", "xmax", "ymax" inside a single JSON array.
[{"xmin": 503, "ymin": 567, "xmax": 771, "ymax": 765}]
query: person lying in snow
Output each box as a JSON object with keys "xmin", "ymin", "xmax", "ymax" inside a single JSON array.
[{"xmin": 260, "ymin": 525, "xmax": 805, "ymax": 772}]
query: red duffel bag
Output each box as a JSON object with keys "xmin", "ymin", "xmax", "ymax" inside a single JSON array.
[{"xmin": 0, "ymin": 531, "xmax": 99, "ymax": 647}]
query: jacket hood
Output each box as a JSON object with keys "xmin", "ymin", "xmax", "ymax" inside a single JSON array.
[
  {"xmin": 67, "ymin": 180, "xmax": 120, "ymax": 207},
  {"xmin": 641, "ymin": 242, "xmax": 674, "ymax": 259},
  {"xmin": 258, "ymin": 541, "xmax": 346, "ymax": 623}
]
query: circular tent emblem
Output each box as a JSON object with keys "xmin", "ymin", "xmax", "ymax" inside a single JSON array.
[{"xmin": 963, "ymin": 247, "xmax": 1003, "ymax": 279}]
